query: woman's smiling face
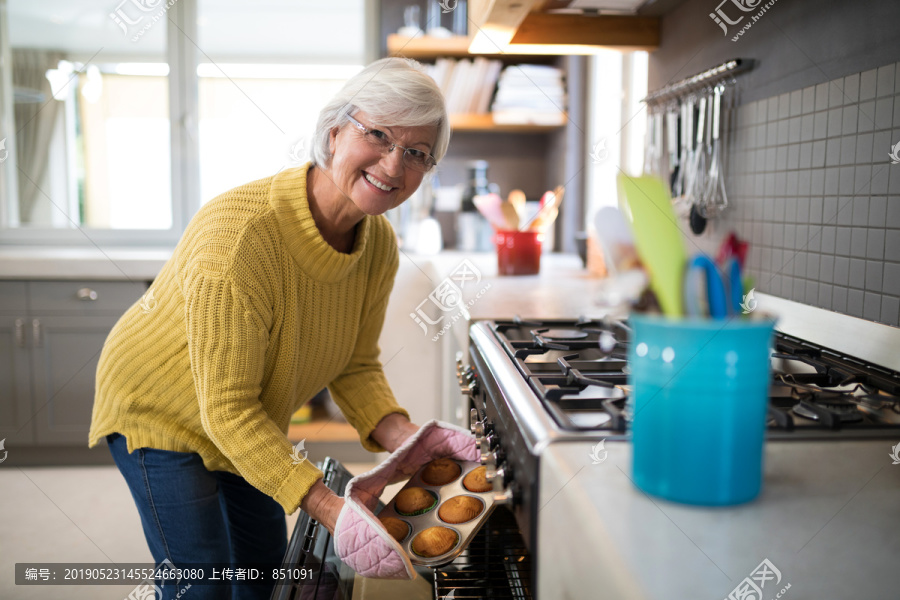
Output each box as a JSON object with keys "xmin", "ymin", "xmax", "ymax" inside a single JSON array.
[{"xmin": 327, "ymin": 111, "xmax": 437, "ymax": 217}]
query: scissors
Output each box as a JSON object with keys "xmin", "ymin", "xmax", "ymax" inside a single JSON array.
[{"xmin": 683, "ymin": 254, "xmax": 742, "ymax": 318}]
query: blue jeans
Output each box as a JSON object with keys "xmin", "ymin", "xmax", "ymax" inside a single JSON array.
[{"xmin": 107, "ymin": 433, "xmax": 287, "ymax": 600}]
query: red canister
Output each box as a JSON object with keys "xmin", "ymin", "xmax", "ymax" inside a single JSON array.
[{"xmin": 494, "ymin": 230, "xmax": 543, "ymax": 276}]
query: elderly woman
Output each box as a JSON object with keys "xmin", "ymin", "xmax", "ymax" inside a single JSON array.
[{"xmin": 88, "ymin": 57, "xmax": 467, "ymax": 598}]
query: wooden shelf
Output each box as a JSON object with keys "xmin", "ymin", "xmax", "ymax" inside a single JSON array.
[
  {"xmin": 450, "ymin": 113, "xmax": 566, "ymax": 132},
  {"xmin": 387, "ymin": 34, "xmax": 473, "ymax": 58},
  {"xmin": 469, "ymin": 0, "xmax": 660, "ymax": 53},
  {"xmin": 287, "ymin": 420, "xmax": 359, "ymax": 443},
  {"xmin": 386, "ymin": 34, "xmax": 558, "ymax": 61},
  {"xmin": 510, "ymin": 13, "xmax": 659, "ymax": 51}
]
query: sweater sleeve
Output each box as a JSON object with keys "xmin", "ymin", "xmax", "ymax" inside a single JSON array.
[
  {"xmin": 184, "ymin": 268, "xmax": 323, "ymax": 514},
  {"xmin": 327, "ymin": 241, "xmax": 410, "ymax": 453}
]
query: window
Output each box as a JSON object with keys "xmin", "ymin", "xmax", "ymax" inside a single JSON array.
[
  {"xmin": 197, "ymin": 65, "xmax": 360, "ymax": 203},
  {"xmin": 584, "ymin": 49, "xmax": 649, "ymax": 230},
  {"xmin": 80, "ymin": 68, "xmax": 173, "ymax": 229},
  {"xmin": 2, "ymin": 0, "xmax": 173, "ymax": 240},
  {"xmin": 195, "ymin": 0, "xmax": 365, "ymax": 202},
  {"xmin": 0, "ymin": 0, "xmax": 367, "ymax": 245}
]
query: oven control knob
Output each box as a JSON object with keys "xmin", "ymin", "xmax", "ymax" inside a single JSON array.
[
  {"xmin": 485, "ymin": 453, "xmax": 505, "ymax": 479},
  {"xmin": 484, "ymin": 463, "xmax": 506, "ymax": 492},
  {"xmin": 494, "ymin": 483, "xmax": 516, "ymax": 506},
  {"xmin": 491, "ymin": 472, "xmax": 516, "ymax": 506},
  {"xmin": 455, "ymin": 352, "xmax": 475, "ymax": 383},
  {"xmin": 478, "ymin": 434, "xmax": 498, "ymax": 462},
  {"xmin": 470, "ymin": 409, "xmax": 486, "ymax": 436}
]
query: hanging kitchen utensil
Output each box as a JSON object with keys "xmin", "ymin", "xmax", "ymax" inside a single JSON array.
[
  {"xmin": 666, "ymin": 103, "xmax": 680, "ymax": 192},
  {"xmin": 704, "ymin": 82, "xmax": 729, "ymax": 219},
  {"xmin": 689, "ymin": 203, "xmax": 707, "ymax": 235},
  {"xmin": 643, "ymin": 110, "xmax": 654, "ymax": 176},
  {"xmin": 672, "ymin": 97, "xmax": 691, "ymax": 199},
  {"xmin": 685, "ymin": 91, "xmax": 709, "ymax": 234},
  {"xmin": 691, "ymin": 88, "xmax": 711, "ymax": 233},
  {"xmin": 643, "ymin": 108, "xmax": 664, "ymax": 179}
]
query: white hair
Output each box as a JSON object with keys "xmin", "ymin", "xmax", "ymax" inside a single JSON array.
[{"xmin": 311, "ymin": 57, "xmax": 450, "ymax": 168}]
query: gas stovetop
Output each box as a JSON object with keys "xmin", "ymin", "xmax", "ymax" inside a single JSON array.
[{"xmin": 488, "ymin": 316, "xmax": 900, "ymax": 440}]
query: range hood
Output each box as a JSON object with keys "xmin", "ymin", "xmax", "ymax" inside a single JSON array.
[{"xmin": 467, "ymin": 0, "xmax": 681, "ymax": 54}]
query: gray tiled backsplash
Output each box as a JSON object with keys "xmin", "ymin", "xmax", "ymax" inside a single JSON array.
[{"xmin": 719, "ymin": 61, "xmax": 900, "ymax": 327}]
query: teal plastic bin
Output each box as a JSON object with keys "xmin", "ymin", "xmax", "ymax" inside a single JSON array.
[{"xmin": 628, "ymin": 314, "xmax": 776, "ymax": 505}]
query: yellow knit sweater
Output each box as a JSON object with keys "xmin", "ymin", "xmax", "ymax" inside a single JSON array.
[{"xmin": 88, "ymin": 163, "xmax": 408, "ymax": 514}]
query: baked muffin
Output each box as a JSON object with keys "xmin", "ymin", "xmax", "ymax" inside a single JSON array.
[
  {"xmin": 438, "ymin": 495, "xmax": 484, "ymax": 524},
  {"xmin": 395, "ymin": 487, "xmax": 437, "ymax": 516},
  {"xmin": 411, "ymin": 526, "xmax": 458, "ymax": 558},
  {"xmin": 378, "ymin": 516, "xmax": 410, "ymax": 542},
  {"xmin": 462, "ymin": 466, "xmax": 492, "ymax": 493},
  {"xmin": 421, "ymin": 458, "xmax": 461, "ymax": 486}
]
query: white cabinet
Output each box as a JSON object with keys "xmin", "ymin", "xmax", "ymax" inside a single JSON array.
[{"xmin": 379, "ymin": 258, "xmax": 447, "ymax": 427}]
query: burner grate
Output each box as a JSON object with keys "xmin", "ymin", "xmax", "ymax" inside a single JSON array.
[
  {"xmin": 433, "ymin": 507, "xmax": 532, "ymax": 600},
  {"xmin": 487, "ymin": 320, "xmax": 900, "ymax": 438}
]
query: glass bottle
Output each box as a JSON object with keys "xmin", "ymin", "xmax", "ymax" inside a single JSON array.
[{"xmin": 457, "ymin": 160, "xmax": 493, "ymax": 251}]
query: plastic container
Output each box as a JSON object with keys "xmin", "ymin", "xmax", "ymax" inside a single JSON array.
[
  {"xmin": 494, "ymin": 230, "xmax": 542, "ymax": 276},
  {"xmin": 628, "ymin": 313, "xmax": 776, "ymax": 506}
]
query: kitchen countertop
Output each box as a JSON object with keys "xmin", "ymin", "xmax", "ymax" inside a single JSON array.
[
  {"xmin": 0, "ymin": 246, "xmax": 607, "ymax": 318},
  {"xmin": 0, "ymin": 246, "xmax": 173, "ymax": 280},
  {"xmin": 538, "ymin": 439, "xmax": 900, "ymax": 599},
  {"xmin": 398, "ymin": 250, "xmax": 606, "ymax": 320}
]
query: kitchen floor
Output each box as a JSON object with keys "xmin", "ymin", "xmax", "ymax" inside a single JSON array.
[{"xmin": 0, "ymin": 462, "xmax": 383, "ymax": 600}]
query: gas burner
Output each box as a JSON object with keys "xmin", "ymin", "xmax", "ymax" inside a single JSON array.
[
  {"xmin": 598, "ymin": 330, "xmax": 617, "ymax": 353},
  {"xmin": 490, "ymin": 319, "xmax": 900, "ymax": 437},
  {"xmin": 792, "ymin": 397, "xmax": 864, "ymax": 427},
  {"xmin": 540, "ymin": 328, "xmax": 589, "ymax": 340},
  {"xmin": 569, "ymin": 411, "xmax": 613, "ymax": 428},
  {"xmin": 529, "ymin": 376, "xmax": 627, "ymax": 431},
  {"xmin": 557, "ymin": 385, "xmax": 626, "ymax": 402},
  {"xmin": 522, "ymin": 349, "xmax": 583, "ymax": 364}
]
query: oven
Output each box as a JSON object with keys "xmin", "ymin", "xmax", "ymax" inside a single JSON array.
[
  {"xmin": 275, "ymin": 298, "xmax": 900, "ymax": 599},
  {"xmin": 460, "ymin": 309, "xmax": 900, "ymax": 595},
  {"xmin": 271, "ymin": 457, "xmax": 533, "ymax": 599}
]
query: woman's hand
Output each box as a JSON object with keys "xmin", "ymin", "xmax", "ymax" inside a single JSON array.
[
  {"xmin": 304, "ymin": 414, "xmax": 416, "ymax": 534},
  {"xmin": 300, "ymin": 479, "xmax": 345, "ymax": 535},
  {"xmin": 370, "ymin": 413, "xmax": 420, "ymax": 453}
]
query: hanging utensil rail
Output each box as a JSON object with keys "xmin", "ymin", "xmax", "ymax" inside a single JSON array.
[{"xmin": 642, "ymin": 58, "xmax": 754, "ymax": 106}]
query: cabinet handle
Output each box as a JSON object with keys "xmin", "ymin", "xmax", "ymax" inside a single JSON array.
[
  {"xmin": 15, "ymin": 318, "xmax": 25, "ymax": 347},
  {"xmin": 32, "ymin": 319, "xmax": 41, "ymax": 348},
  {"xmin": 76, "ymin": 287, "xmax": 99, "ymax": 301}
]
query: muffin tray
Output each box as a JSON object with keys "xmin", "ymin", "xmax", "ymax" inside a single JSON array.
[{"xmin": 376, "ymin": 459, "xmax": 498, "ymax": 568}]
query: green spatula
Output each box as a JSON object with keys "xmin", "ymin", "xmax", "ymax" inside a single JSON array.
[{"xmin": 617, "ymin": 174, "xmax": 687, "ymax": 317}]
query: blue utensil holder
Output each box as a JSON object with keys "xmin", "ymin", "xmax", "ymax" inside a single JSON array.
[{"xmin": 628, "ymin": 313, "xmax": 776, "ymax": 506}]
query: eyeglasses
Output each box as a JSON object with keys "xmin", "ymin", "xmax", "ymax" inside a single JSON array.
[{"xmin": 346, "ymin": 114, "xmax": 437, "ymax": 173}]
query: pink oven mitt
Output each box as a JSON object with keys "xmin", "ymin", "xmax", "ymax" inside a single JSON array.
[{"xmin": 333, "ymin": 419, "xmax": 479, "ymax": 579}]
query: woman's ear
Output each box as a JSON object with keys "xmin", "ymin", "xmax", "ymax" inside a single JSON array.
[{"xmin": 329, "ymin": 126, "xmax": 339, "ymax": 154}]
